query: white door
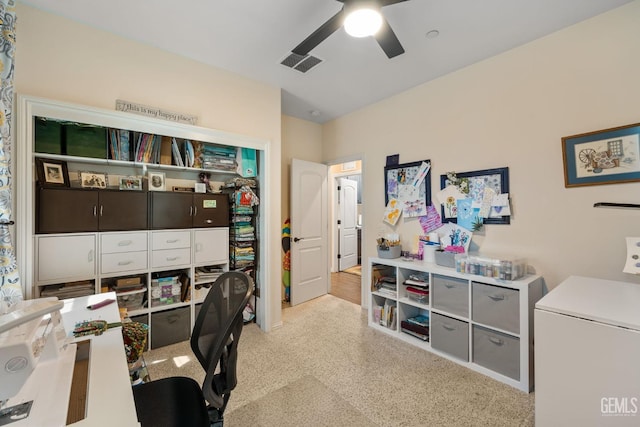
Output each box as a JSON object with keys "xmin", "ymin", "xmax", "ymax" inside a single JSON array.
[
  {"xmin": 290, "ymin": 159, "xmax": 328, "ymax": 306},
  {"xmin": 338, "ymin": 178, "xmax": 358, "ymax": 271}
]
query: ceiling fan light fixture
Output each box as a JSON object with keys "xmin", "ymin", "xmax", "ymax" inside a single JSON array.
[{"xmin": 344, "ymin": 8, "xmax": 383, "ymax": 38}]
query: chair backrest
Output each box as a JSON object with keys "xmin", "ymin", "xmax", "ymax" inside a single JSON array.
[{"xmin": 190, "ymin": 271, "xmax": 253, "ymax": 410}]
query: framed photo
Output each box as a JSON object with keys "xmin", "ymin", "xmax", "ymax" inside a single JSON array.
[
  {"xmin": 440, "ymin": 167, "xmax": 510, "ymax": 225},
  {"xmin": 562, "ymin": 122, "xmax": 640, "ymax": 187},
  {"xmin": 148, "ymin": 171, "xmax": 166, "ymax": 191},
  {"xmin": 384, "ymin": 160, "xmax": 431, "ymax": 218},
  {"xmin": 36, "ymin": 158, "xmax": 69, "ymax": 187},
  {"xmin": 119, "ymin": 176, "xmax": 143, "ymax": 191},
  {"xmin": 80, "ymin": 171, "xmax": 108, "ymax": 189}
]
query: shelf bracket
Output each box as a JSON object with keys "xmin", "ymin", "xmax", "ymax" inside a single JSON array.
[{"xmin": 593, "ymin": 202, "xmax": 640, "ymax": 209}]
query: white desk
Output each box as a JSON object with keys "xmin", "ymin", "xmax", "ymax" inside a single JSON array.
[
  {"xmin": 535, "ymin": 276, "xmax": 640, "ymax": 426},
  {"xmin": 5, "ymin": 293, "xmax": 140, "ymax": 426}
]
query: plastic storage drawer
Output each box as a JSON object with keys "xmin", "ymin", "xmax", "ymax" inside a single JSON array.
[
  {"xmin": 116, "ymin": 288, "xmax": 146, "ymax": 311},
  {"xmin": 405, "ymin": 286, "xmax": 429, "ymax": 304},
  {"xmin": 472, "ymin": 282, "xmax": 520, "ymax": 334},
  {"xmin": 432, "ymin": 275, "xmax": 468, "ymax": 317},
  {"xmin": 431, "ymin": 313, "xmax": 469, "ymax": 361},
  {"xmin": 150, "ymin": 306, "xmax": 191, "ymax": 348},
  {"xmin": 473, "ymin": 325, "xmax": 520, "ymax": 380}
]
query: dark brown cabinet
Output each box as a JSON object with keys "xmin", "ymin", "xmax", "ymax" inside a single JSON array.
[
  {"xmin": 150, "ymin": 192, "xmax": 228, "ymax": 229},
  {"xmin": 37, "ymin": 187, "xmax": 148, "ymax": 233}
]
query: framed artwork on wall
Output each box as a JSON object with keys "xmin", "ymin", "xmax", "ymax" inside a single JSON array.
[
  {"xmin": 562, "ymin": 122, "xmax": 640, "ymax": 187},
  {"xmin": 384, "ymin": 160, "xmax": 431, "ymax": 218},
  {"xmin": 440, "ymin": 167, "xmax": 510, "ymax": 225}
]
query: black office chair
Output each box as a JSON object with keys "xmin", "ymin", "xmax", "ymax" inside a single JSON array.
[{"xmin": 133, "ymin": 271, "xmax": 253, "ymax": 427}]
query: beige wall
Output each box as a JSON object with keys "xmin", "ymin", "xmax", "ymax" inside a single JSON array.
[
  {"xmin": 281, "ymin": 115, "xmax": 323, "ymax": 222},
  {"xmin": 15, "ymin": 4, "xmax": 283, "ymax": 329},
  {"xmin": 322, "ymin": 1, "xmax": 640, "ymax": 290}
]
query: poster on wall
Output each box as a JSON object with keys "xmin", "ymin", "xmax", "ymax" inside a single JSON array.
[{"xmin": 384, "ymin": 160, "xmax": 431, "ymax": 219}]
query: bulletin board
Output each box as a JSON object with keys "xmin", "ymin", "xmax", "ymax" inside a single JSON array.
[{"xmin": 384, "ymin": 160, "xmax": 431, "ymax": 218}]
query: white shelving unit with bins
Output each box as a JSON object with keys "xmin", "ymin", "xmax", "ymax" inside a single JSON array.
[
  {"xmin": 368, "ymin": 256, "xmax": 543, "ymax": 392},
  {"xmin": 17, "ymin": 95, "xmax": 269, "ymax": 347}
]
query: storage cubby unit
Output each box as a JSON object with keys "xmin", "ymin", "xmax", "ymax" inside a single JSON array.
[
  {"xmin": 18, "ymin": 95, "xmax": 269, "ymax": 346},
  {"xmin": 368, "ymin": 256, "xmax": 543, "ymax": 392}
]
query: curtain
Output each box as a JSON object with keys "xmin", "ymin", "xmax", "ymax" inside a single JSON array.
[{"xmin": 0, "ymin": 0, "xmax": 20, "ymax": 310}]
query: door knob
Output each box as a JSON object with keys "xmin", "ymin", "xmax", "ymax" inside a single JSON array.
[{"xmin": 293, "ymin": 237, "xmax": 303, "ymax": 242}]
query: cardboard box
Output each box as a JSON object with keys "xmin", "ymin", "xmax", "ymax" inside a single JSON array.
[{"xmin": 116, "ymin": 277, "xmax": 142, "ymax": 287}]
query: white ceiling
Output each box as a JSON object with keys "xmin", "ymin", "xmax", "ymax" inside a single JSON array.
[{"xmin": 20, "ymin": 0, "xmax": 633, "ymax": 123}]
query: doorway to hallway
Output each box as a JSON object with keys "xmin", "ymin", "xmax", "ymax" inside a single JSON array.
[{"xmin": 330, "ymin": 271, "xmax": 361, "ymax": 305}]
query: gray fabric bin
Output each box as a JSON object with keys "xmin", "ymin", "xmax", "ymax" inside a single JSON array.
[{"xmin": 151, "ymin": 306, "xmax": 191, "ymax": 348}]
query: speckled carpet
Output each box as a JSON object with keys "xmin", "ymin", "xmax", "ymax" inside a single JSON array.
[{"xmin": 144, "ymin": 294, "xmax": 534, "ymax": 426}]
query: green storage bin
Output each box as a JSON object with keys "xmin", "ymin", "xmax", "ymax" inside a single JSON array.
[
  {"xmin": 34, "ymin": 117, "xmax": 63, "ymax": 155},
  {"xmin": 64, "ymin": 123, "xmax": 108, "ymax": 159}
]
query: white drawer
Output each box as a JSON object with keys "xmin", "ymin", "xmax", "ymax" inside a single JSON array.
[
  {"xmin": 152, "ymin": 231, "xmax": 191, "ymax": 250},
  {"xmin": 152, "ymin": 248, "xmax": 191, "ymax": 268},
  {"xmin": 101, "ymin": 251, "xmax": 148, "ymax": 274},
  {"xmin": 101, "ymin": 232, "xmax": 148, "ymax": 254}
]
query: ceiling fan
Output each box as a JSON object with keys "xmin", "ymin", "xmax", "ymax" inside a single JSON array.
[{"xmin": 292, "ymin": 0, "xmax": 408, "ymax": 59}]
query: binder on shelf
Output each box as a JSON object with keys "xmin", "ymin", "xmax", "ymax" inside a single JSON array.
[{"xmin": 171, "ymin": 137, "xmax": 184, "ymax": 167}]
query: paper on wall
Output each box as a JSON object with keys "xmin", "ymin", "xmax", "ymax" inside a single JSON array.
[
  {"xmin": 398, "ymin": 184, "xmax": 427, "ymax": 217},
  {"xmin": 383, "ymin": 198, "xmax": 401, "ymax": 225},
  {"xmin": 411, "ymin": 161, "xmax": 431, "ymax": 188},
  {"xmin": 438, "ymin": 222, "xmax": 473, "ymax": 253},
  {"xmin": 419, "ymin": 205, "xmax": 442, "ymax": 234},
  {"xmin": 435, "ymin": 185, "xmax": 467, "ymax": 218},
  {"xmin": 490, "ymin": 193, "xmax": 511, "ymax": 217},
  {"xmin": 479, "ymin": 187, "xmax": 496, "ymax": 218},
  {"xmin": 456, "ymin": 198, "xmax": 481, "ymax": 231}
]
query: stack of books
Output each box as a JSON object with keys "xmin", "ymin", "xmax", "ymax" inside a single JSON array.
[
  {"xmin": 202, "ymin": 144, "xmax": 237, "ymax": 172},
  {"xmin": 403, "ymin": 273, "xmax": 429, "ymax": 288},
  {"xmin": 194, "ymin": 266, "xmax": 225, "ymax": 283},
  {"xmin": 375, "ymin": 276, "xmax": 397, "ymax": 297},
  {"xmin": 40, "ymin": 280, "xmax": 95, "ymax": 299},
  {"xmin": 401, "ymin": 314, "xmax": 430, "ymax": 341}
]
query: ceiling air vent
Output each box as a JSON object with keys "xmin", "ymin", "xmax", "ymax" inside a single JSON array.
[{"xmin": 280, "ymin": 53, "xmax": 323, "ymax": 73}]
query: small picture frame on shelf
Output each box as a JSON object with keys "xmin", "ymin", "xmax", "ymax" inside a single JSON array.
[
  {"xmin": 194, "ymin": 182, "xmax": 206, "ymax": 193},
  {"xmin": 79, "ymin": 171, "xmax": 108, "ymax": 189},
  {"xmin": 148, "ymin": 171, "xmax": 166, "ymax": 191},
  {"xmin": 36, "ymin": 158, "xmax": 69, "ymax": 187},
  {"xmin": 119, "ymin": 176, "xmax": 143, "ymax": 191}
]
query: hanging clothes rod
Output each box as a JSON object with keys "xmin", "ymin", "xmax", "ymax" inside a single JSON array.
[{"xmin": 593, "ymin": 202, "xmax": 640, "ymax": 209}]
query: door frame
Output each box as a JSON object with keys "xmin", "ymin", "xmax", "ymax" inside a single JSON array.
[{"xmin": 327, "ymin": 155, "xmax": 366, "ymax": 308}]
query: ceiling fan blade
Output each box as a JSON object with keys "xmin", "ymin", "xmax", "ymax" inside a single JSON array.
[
  {"xmin": 380, "ymin": 0, "xmax": 409, "ymax": 6},
  {"xmin": 337, "ymin": 0, "xmax": 408, "ymax": 5},
  {"xmin": 292, "ymin": 10, "xmax": 345, "ymax": 56},
  {"xmin": 375, "ymin": 18, "xmax": 405, "ymax": 58}
]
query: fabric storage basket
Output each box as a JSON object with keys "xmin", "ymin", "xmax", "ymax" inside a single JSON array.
[
  {"xmin": 150, "ymin": 306, "xmax": 190, "ymax": 348},
  {"xmin": 377, "ymin": 245, "xmax": 401, "ymax": 259}
]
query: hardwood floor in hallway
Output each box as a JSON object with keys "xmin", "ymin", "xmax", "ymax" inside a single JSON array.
[{"xmin": 330, "ymin": 271, "xmax": 361, "ymax": 305}]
